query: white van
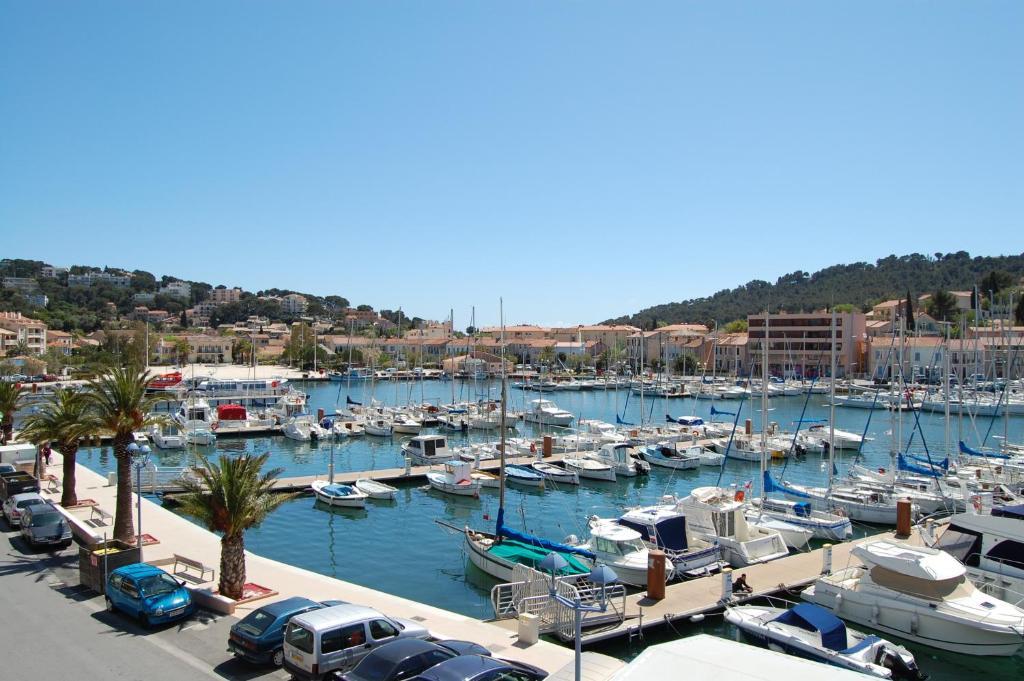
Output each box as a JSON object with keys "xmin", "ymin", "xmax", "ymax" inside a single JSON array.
[{"xmin": 282, "ymin": 603, "xmax": 430, "ymax": 680}]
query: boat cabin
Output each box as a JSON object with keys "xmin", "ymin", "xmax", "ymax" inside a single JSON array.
[
  {"xmin": 590, "ymin": 522, "xmax": 647, "ymax": 558},
  {"xmin": 407, "ymin": 435, "xmax": 449, "ymax": 458}
]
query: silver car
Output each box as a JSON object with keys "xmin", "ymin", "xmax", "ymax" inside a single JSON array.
[
  {"xmin": 283, "ymin": 604, "xmax": 431, "ymax": 681},
  {"xmin": 3, "ymin": 492, "xmax": 47, "ymax": 527}
]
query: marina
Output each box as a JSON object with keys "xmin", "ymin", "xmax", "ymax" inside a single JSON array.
[{"xmin": 63, "ymin": 374, "xmax": 1024, "ymax": 680}]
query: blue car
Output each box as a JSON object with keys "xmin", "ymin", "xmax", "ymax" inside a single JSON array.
[
  {"xmin": 105, "ymin": 563, "xmax": 194, "ymax": 628},
  {"xmin": 229, "ymin": 596, "xmax": 347, "ymax": 667}
]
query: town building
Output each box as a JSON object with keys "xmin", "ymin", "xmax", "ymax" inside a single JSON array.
[
  {"xmin": 209, "ymin": 286, "xmax": 243, "ymax": 305},
  {"xmin": 40, "ymin": 265, "xmax": 68, "ymax": 279},
  {"xmin": 2, "ymin": 277, "xmax": 41, "ymax": 294},
  {"xmin": 67, "ymin": 271, "xmax": 132, "ymax": 288},
  {"xmin": 132, "ymin": 292, "xmax": 157, "ymax": 305},
  {"xmin": 159, "ymin": 280, "xmax": 192, "ymax": 300},
  {"xmin": 747, "ymin": 310, "xmax": 866, "ymax": 378},
  {"xmin": 0, "ymin": 312, "xmax": 47, "ymax": 354},
  {"xmin": 281, "ymin": 293, "xmax": 308, "ymax": 316}
]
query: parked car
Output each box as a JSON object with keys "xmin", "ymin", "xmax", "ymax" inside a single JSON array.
[
  {"xmin": 19, "ymin": 502, "xmax": 72, "ymax": 549},
  {"xmin": 3, "ymin": 491, "xmax": 47, "ymax": 527},
  {"xmin": 105, "ymin": 563, "xmax": 194, "ymax": 628},
  {"xmin": 335, "ymin": 639, "xmax": 492, "ymax": 681},
  {"xmin": 282, "ymin": 603, "xmax": 431, "ymax": 681},
  {"xmin": 229, "ymin": 596, "xmax": 348, "ymax": 667},
  {"xmin": 409, "ymin": 655, "xmax": 547, "ymax": 681},
  {"xmin": 0, "ymin": 463, "xmax": 16, "ymax": 475}
]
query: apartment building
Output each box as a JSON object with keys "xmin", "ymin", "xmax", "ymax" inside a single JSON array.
[
  {"xmin": 747, "ymin": 311, "xmax": 866, "ymax": 378},
  {"xmin": 0, "ymin": 312, "xmax": 47, "ymax": 354}
]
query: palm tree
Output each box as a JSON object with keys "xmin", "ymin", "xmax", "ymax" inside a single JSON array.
[
  {"xmin": 20, "ymin": 389, "xmax": 95, "ymax": 507},
  {"xmin": 175, "ymin": 453, "xmax": 293, "ymax": 599},
  {"xmin": 0, "ymin": 381, "xmax": 26, "ymax": 444},
  {"xmin": 84, "ymin": 367, "xmax": 165, "ymax": 543}
]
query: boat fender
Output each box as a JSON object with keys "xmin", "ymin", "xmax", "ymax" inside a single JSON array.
[
  {"xmin": 870, "ymin": 604, "xmax": 879, "ymax": 623},
  {"xmin": 909, "ymin": 613, "xmax": 919, "ymax": 634},
  {"xmin": 833, "ymin": 593, "xmax": 842, "ymax": 611},
  {"xmin": 563, "ymin": 534, "xmax": 579, "ymax": 545},
  {"xmin": 211, "ymin": 422, "xmax": 219, "ymax": 431}
]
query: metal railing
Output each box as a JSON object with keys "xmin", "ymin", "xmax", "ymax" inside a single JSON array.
[{"xmin": 129, "ymin": 463, "xmax": 195, "ymax": 493}]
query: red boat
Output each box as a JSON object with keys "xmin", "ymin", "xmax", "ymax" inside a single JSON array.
[{"xmin": 149, "ymin": 372, "xmax": 183, "ymax": 391}]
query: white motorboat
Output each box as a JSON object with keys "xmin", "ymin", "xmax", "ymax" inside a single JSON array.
[
  {"xmin": 426, "ymin": 461, "xmax": 481, "ymax": 497},
  {"xmin": 504, "ymin": 464, "xmax": 545, "ymax": 488},
  {"xmin": 390, "ymin": 413, "xmax": 423, "ymax": 435},
  {"xmin": 578, "ymin": 419, "xmax": 629, "ymax": 445},
  {"xmin": 641, "ymin": 443, "xmax": 701, "ymax": 470},
  {"xmin": 588, "ymin": 443, "xmax": 650, "ymax": 477},
  {"xmin": 749, "ymin": 495, "xmax": 853, "ymax": 542},
  {"xmin": 563, "ymin": 456, "xmax": 616, "ymax": 482},
  {"xmin": 698, "ymin": 448, "xmax": 726, "ymax": 467},
  {"xmin": 150, "ymin": 423, "xmax": 185, "ymax": 449},
  {"xmin": 522, "ymin": 399, "xmax": 574, "ymax": 427},
  {"xmin": 931, "ymin": 504, "xmax": 1024, "ymax": 604},
  {"xmin": 618, "ymin": 503, "xmax": 724, "ymax": 578},
  {"xmin": 803, "ymin": 539, "xmax": 1024, "ymax": 656},
  {"xmin": 283, "ymin": 415, "xmax": 316, "ymax": 441},
  {"xmin": 354, "ymin": 478, "xmax": 398, "ymax": 500},
  {"xmin": 363, "ymin": 417, "xmax": 393, "ymax": 437},
  {"xmin": 311, "ymin": 480, "xmax": 368, "ymax": 508},
  {"xmin": 806, "ymin": 423, "xmax": 864, "ymax": 451},
  {"xmin": 182, "ymin": 421, "xmax": 217, "ymax": 446},
  {"xmin": 579, "ymin": 517, "xmax": 671, "ymax": 588},
  {"xmin": 471, "ymin": 470, "xmax": 500, "ymax": 488},
  {"xmin": 744, "ymin": 510, "xmax": 813, "ymax": 550},
  {"xmin": 528, "ymin": 461, "xmax": 579, "ymax": 485},
  {"xmin": 677, "ymin": 486, "xmax": 789, "ymax": 567},
  {"xmin": 725, "ymin": 602, "xmax": 924, "ymax": 679},
  {"xmin": 402, "ymin": 434, "xmax": 453, "ymax": 465}
]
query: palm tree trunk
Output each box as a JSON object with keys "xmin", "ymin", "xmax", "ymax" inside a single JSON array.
[
  {"xmin": 219, "ymin": 533, "xmax": 246, "ymax": 600},
  {"xmin": 112, "ymin": 437, "xmax": 135, "ymax": 543},
  {"xmin": 1, "ymin": 417, "xmax": 11, "ymax": 444},
  {"xmin": 60, "ymin": 443, "xmax": 79, "ymax": 507}
]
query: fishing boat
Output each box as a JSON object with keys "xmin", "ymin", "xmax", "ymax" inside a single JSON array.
[
  {"xmin": 803, "ymin": 539, "xmax": 1024, "ymax": 656},
  {"xmin": 641, "ymin": 443, "xmax": 701, "ymax": 470},
  {"xmin": 354, "ymin": 478, "xmax": 398, "ymax": 500},
  {"xmin": 426, "ymin": 460, "xmax": 481, "ymax": 497},
  {"xmin": 617, "ymin": 504, "xmax": 725, "ymax": 578},
  {"xmin": 725, "ymin": 602, "xmax": 924, "ymax": 679},
  {"xmin": 504, "ymin": 464, "xmax": 545, "ymax": 488},
  {"xmin": 528, "ymin": 461, "xmax": 579, "ymax": 485},
  {"xmin": 403, "ymin": 434, "xmax": 453, "ymax": 465},
  {"xmin": 563, "ymin": 456, "xmax": 616, "ymax": 482},
  {"xmin": 311, "ymin": 480, "xmax": 368, "ymax": 508},
  {"xmin": 588, "ymin": 443, "xmax": 650, "ymax": 477}
]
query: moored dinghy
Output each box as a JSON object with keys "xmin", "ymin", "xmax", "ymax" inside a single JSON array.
[
  {"xmin": 725, "ymin": 602, "xmax": 925, "ymax": 679},
  {"xmin": 311, "ymin": 480, "xmax": 368, "ymax": 508},
  {"xmin": 504, "ymin": 464, "xmax": 545, "ymax": 488},
  {"xmin": 426, "ymin": 460, "xmax": 481, "ymax": 497},
  {"xmin": 528, "ymin": 461, "xmax": 579, "ymax": 485},
  {"xmin": 354, "ymin": 478, "xmax": 398, "ymax": 500},
  {"xmin": 563, "ymin": 456, "xmax": 616, "ymax": 482}
]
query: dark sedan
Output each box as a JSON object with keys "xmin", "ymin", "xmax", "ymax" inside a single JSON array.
[
  {"xmin": 229, "ymin": 596, "xmax": 347, "ymax": 667},
  {"xmin": 409, "ymin": 654, "xmax": 547, "ymax": 681},
  {"xmin": 335, "ymin": 639, "xmax": 492, "ymax": 681}
]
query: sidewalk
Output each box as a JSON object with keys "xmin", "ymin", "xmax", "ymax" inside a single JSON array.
[{"xmin": 41, "ymin": 456, "xmax": 590, "ymax": 675}]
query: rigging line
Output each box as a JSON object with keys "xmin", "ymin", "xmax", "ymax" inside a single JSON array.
[
  {"xmin": 782, "ymin": 349, "xmax": 828, "ymax": 478},
  {"xmin": 855, "ymin": 332, "xmax": 900, "ymax": 465},
  {"xmin": 980, "ymin": 341, "xmax": 1020, "ymax": 449},
  {"xmin": 714, "ymin": 399, "xmax": 745, "ymax": 488}
]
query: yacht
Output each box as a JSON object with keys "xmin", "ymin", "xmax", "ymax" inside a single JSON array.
[
  {"xmin": 931, "ymin": 504, "xmax": 1024, "ymax": 604},
  {"xmin": 803, "ymin": 539, "xmax": 1024, "ymax": 656},
  {"xmin": 522, "ymin": 399, "xmax": 574, "ymax": 427},
  {"xmin": 641, "ymin": 443, "xmax": 701, "ymax": 470},
  {"xmin": 617, "ymin": 503, "xmax": 725, "ymax": 578},
  {"xmin": 587, "ymin": 443, "xmax": 650, "ymax": 477},
  {"xmin": 677, "ymin": 487, "xmax": 789, "ymax": 567},
  {"xmin": 578, "ymin": 517, "xmax": 671, "ymax": 588},
  {"xmin": 805, "ymin": 424, "xmax": 864, "ymax": 451},
  {"xmin": 402, "ymin": 434, "xmax": 453, "ymax": 465},
  {"xmin": 150, "ymin": 423, "xmax": 185, "ymax": 449}
]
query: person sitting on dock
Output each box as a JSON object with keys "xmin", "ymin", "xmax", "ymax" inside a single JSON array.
[{"xmin": 733, "ymin": 573, "xmax": 752, "ymax": 594}]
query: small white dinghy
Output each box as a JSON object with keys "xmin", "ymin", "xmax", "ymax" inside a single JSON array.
[
  {"xmin": 426, "ymin": 461, "xmax": 481, "ymax": 497},
  {"xmin": 311, "ymin": 480, "xmax": 368, "ymax": 508},
  {"xmin": 528, "ymin": 461, "xmax": 579, "ymax": 485},
  {"xmin": 354, "ymin": 478, "xmax": 398, "ymax": 500},
  {"xmin": 563, "ymin": 456, "xmax": 616, "ymax": 482},
  {"xmin": 725, "ymin": 602, "xmax": 924, "ymax": 679}
]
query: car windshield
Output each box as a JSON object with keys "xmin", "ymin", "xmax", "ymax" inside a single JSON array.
[
  {"xmin": 285, "ymin": 623, "xmax": 315, "ymax": 654},
  {"xmin": 238, "ymin": 608, "xmax": 277, "ymax": 635},
  {"xmin": 138, "ymin": 573, "xmax": 180, "ymax": 596},
  {"xmin": 30, "ymin": 513, "xmax": 61, "ymax": 527},
  {"xmin": 17, "ymin": 499, "xmax": 45, "ymax": 510}
]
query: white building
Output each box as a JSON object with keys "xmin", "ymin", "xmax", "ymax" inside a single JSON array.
[
  {"xmin": 67, "ymin": 271, "xmax": 132, "ymax": 288},
  {"xmin": 159, "ymin": 280, "xmax": 192, "ymax": 300},
  {"xmin": 0, "ymin": 312, "xmax": 47, "ymax": 354},
  {"xmin": 281, "ymin": 293, "xmax": 308, "ymax": 316},
  {"xmin": 40, "ymin": 265, "xmax": 68, "ymax": 279},
  {"xmin": 209, "ymin": 286, "xmax": 243, "ymax": 305}
]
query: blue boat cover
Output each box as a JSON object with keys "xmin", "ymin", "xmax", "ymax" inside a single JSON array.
[
  {"xmin": 615, "ymin": 414, "xmax": 635, "ymax": 426},
  {"xmin": 495, "ymin": 508, "xmax": 596, "ymax": 561},
  {"xmin": 619, "ymin": 515, "xmax": 689, "ymax": 552},
  {"xmin": 793, "ymin": 502, "xmax": 811, "ymax": 518},
  {"xmin": 959, "ymin": 440, "xmax": 1009, "ymax": 459},
  {"xmin": 897, "ymin": 454, "xmax": 942, "ymax": 477},
  {"xmin": 710, "ymin": 406, "xmax": 736, "ymax": 417},
  {"xmin": 992, "ymin": 504, "xmax": 1024, "ymax": 520},
  {"xmin": 763, "ymin": 470, "xmax": 810, "ymax": 498},
  {"xmin": 773, "ymin": 603, "xmax": 848, "ymax": 652},
  {"xmin": 908, "ymin": 453, "xmax": 949, "ymax": 470},
  {"xmin": 840, "ymin": 634, "xmax": 881, "ymax": 655}
]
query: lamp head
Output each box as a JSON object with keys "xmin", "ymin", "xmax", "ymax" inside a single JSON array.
[{"xmin": 589, "ymin": 564, "xmax": 619, "ymax": 586}]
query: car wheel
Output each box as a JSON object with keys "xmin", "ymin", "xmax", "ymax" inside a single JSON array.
[
  {"xmin": 271, "ymin": 648, "xmax": 284, "ymax": 667},
  {"xmin": 105, "ymin": 597, "xmax": 116, "ymax": 613},
  {"xmin": 140, "ymin": 613, "xmax": 151, "ymax": 629}
]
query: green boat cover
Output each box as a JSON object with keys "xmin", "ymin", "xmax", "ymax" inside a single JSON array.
[{"xmin": 488, "ymin": 539, "xmax": 590, "ymax": 574}]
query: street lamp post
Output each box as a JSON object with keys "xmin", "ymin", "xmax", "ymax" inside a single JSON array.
[
  {"xmin": 126, "ymin": 442, "xmax": 152, "ymax": 560},
  {"xmin": 540, "ymin": 553, "xmax": 618, "ymax": 681}
]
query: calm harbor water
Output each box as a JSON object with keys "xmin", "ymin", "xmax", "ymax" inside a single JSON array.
[{"xmin": 76, "ymin": 379, "xmax": 1024, "ymax": 680}]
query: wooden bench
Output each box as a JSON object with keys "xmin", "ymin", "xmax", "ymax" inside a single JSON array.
[
  {"xmin": 173, "ymin": 554, "xmax": 215, "ymax": 583},
  {"xmin": 89, "ymin": 506, "xmax": 113, "ymax": 526},
  {"xmin": 44, "ymin": 474, "xmax": 60, "ymax": 493}
]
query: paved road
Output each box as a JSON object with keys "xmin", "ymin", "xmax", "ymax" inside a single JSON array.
[{"xmin": 0, "ymin": 521, "xmax": 290, "ymax": 681}]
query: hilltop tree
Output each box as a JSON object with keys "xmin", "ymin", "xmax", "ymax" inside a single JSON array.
[
  {"xmin": 1016, "ymin": 297, "xmax": 1024, "ymax": 326},
  {"xmin": 926, "ymin": 290, "xmax": 959, "ymax": 321},
  {"xmin": 904, "ymin": 290, "xmax": 915, "ymax": 331},
  {"xmin": 979, "ymin": 270, "xmax": 1015, "ymax": 300}
]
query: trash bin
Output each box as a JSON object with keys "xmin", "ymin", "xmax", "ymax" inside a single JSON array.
[
  {"xmin": 517, "ymin": 612, "xmax": 539, "ymax": 645},
  {"xmin": 79, "ymin": 540, "xmax": 141, "ymax": 594},
  {"xmin": 106, "ymin": 471, "xmax": 116, "ymax": 486}
]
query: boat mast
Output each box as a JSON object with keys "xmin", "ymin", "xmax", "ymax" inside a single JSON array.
[
  {"xmin": 944, "ymin": 322, "xmax": 951, "ymax": 461},
  {"xmin": 346, "ymin": 319, "xmax": 354, "ymax": 397},
  {"xmin": 499, "ymin": 299, "xmax": 507, "ymax": 516},
  {"xmin": 828, "ymin": 308, "xmax": 837, "ymax": 491},
  {"xmin": 450, "ymin": 309, "xmax": 456, "ymax": 406},
  {"xmin": 761, "ymin": 311, "xmax": 769, "ymax": 501},
  {"xmin": 395, "ymin": 307, "xmax": 402, "ymax": 406}
]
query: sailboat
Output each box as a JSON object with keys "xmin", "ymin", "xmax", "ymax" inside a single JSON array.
[{"xmin": 463, "ymin": 302, "xmax": 594, "ymax": 581}]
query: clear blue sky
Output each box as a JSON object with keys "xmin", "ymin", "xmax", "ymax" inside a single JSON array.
[{"xmin": 2, "ymin": 2, "xmax": 1021, "ymax": 328}]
